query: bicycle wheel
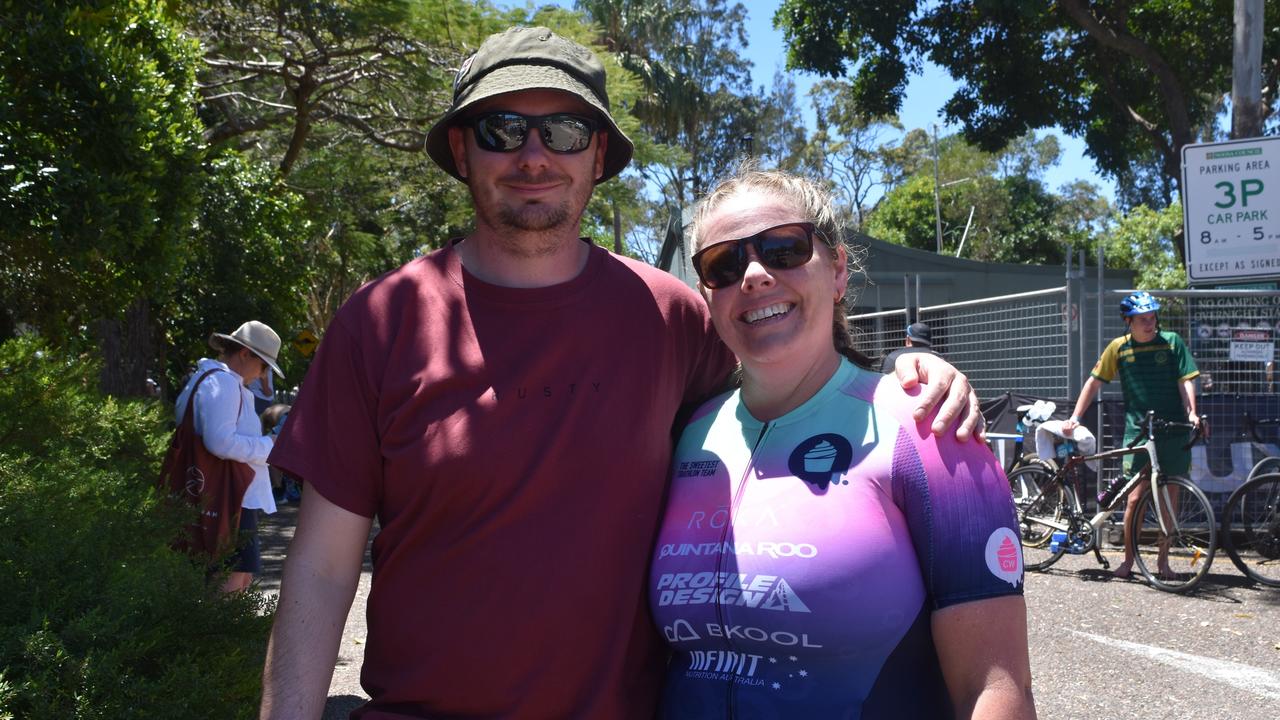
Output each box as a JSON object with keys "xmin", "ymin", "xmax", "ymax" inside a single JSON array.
[
  {"xmin": 1012, "ymin": 453, "xmax": 1057, "ymax": 475},
  {"xmin": 1008, "ymin": 465, "xmax": 1070, "ymax": 571},
  {"xmin": 1246, "ymin": 456, "xmax": 1280, "ymax": 484},
  {"xmin": 1222, "ymin": 473, "xmax": 1280, "ymax": 587},
  {"xmin": 1128, "ymin": 476, "xmax": 1217, "ymax": 592}
]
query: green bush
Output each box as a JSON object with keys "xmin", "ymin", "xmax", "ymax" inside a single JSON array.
[{"xmin": 0, "ymin": 337, "xmax": 274, "ymax": 719}]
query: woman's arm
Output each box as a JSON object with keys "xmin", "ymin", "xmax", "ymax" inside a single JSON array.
[{"xmin": 933, "ymin": 595, "xmax": 1037, "ymax": 720}]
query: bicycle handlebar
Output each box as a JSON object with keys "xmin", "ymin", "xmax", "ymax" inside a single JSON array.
[{"xmin": 1128, "ymin": 410, "xmax": 1207, "ymax": 450}]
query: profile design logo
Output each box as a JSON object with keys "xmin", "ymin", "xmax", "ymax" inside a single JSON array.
[{"xmin": 787, "ymin": 434, "xmax": 853, "ymax": 490}]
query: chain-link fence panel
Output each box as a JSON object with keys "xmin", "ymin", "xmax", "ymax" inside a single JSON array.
[
  {"xmin": 915, "ymin": 288, "xmax": 1071, "ymax": 401},
  {"xmin": 846, "ymin": 309, "xmax": 910, "ymax": 368}
]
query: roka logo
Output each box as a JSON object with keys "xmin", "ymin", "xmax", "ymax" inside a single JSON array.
[{"xmin": 185, "ymin": 465, "xmax": 205, "ymax": 497}]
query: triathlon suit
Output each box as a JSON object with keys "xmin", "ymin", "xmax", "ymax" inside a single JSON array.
[
  {"xmin": 649, "ymin": 359, "xmax": 1024, "ymax": 718},
  {"xmin": 1091, "ymin": 330, "xmax": 1199, "ymax": 475}
]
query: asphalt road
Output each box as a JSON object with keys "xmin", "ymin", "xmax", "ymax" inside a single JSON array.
[{"xmin": 259, "ymin": 507, "xmax": 1280, "ymax": 720}]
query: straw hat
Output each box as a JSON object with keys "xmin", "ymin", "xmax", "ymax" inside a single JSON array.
[{"xmin": 209, "ymin": 320, "xmax": 284, "ymax": 379}]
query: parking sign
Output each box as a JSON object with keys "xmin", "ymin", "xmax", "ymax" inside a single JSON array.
[{"xmin": 1181, "ymin": 136, "xmax": 1280, "ymax": 284}]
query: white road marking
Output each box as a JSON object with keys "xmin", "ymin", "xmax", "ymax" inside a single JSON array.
[{"xmin": 1070, "ymin": 630, "xmax": 1280, "ymax": 700}]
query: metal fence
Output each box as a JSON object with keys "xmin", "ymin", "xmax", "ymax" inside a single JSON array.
[
  {"xmin": 848, "ymin": 288, "xmax": 1071, "ymax": 398},
  {"xmin": 849, "ymin": 286, "xmax": 1280, "ymax": 510}
]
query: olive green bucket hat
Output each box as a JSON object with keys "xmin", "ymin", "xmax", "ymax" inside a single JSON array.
[{"xmin": 425, "ymin": 26, "xmax": 634, "ymax": 183}]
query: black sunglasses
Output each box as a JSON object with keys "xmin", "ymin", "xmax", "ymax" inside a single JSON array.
[
  {"xmin": 691, "ymin": 222, "xmax": 819, "ymax": 289},
  {"xmin": 464, "ymin": 112, "xmax": 599, "ymax": 154}
]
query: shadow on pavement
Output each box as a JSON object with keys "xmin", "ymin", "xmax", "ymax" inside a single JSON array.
[{"xmin": 323, "ymin": 695, "xmax": 368, "ymax": 720}]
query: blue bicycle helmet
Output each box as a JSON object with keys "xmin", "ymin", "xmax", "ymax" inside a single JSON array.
[{"xmin": 1119, "ymin": 291, "xmax": 1161, "ymax": 317}]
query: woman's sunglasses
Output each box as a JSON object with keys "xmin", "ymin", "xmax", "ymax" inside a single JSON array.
[
  {"xmin": 691, "ymin": 222, "xmax": 819, "ymax": 289},
  {"xmin": 464, "ymin": 112, "xmax": 599, "ymax": 154}
]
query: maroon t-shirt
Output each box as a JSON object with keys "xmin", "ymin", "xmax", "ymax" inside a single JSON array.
[{"xmin": 271, "ymin": 241, "xmax": 734, "ymax": 719}]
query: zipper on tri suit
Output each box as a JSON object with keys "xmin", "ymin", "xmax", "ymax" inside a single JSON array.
[{"xmin": 714, "ymin": 420, "xmax": 770, "ymax": 719}]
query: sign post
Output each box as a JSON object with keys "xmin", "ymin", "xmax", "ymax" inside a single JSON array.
[{"xmin": 1181, "ymin": 136, "xmax": 1280, "ymax": 284}]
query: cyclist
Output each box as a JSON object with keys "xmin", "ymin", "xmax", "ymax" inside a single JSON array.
[{"xmin": 1063, "ymin": 291, "xmax": 1201, "ymax": 579}]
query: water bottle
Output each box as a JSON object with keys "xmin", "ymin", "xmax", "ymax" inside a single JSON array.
[{"xmin": 1097, "ymin": 476, "xmax": 1123, "ymax": 507}]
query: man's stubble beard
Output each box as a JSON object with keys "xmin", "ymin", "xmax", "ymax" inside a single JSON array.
[{"xmin": 471, "ymin": 173, "xmax": 594, "ymax": 258}]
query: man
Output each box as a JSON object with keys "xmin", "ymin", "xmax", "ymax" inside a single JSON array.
[
  {"xmin": 1063, "ymin": 291, "xmax": 1200, "ymax": 579},
  {"xmin": 174, "ymin": 320, "xmax": 283, "ymax": 593},
  {"xmin": 260, "ymin": 27, "xmax": 980, "ymax": 719},
  {"xmin": 880, "ymin": 321, "xmax": 938, "ymax": 373}
]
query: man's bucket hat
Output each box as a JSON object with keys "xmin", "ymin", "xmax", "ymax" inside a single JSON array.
[
  {"xmin": 209, "ymin": 320, "xmax": 284, "ymax": 379},
  {"xmin": 425, "ymin": 26, "xmax": 634, "ymax": 183}
]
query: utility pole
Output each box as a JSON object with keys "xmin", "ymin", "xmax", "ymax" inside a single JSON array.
[
  {"xmin": 932, "ymin": 125, "xmax": 943, "ymax": 254},
  {"xmin": 1232, "ymin": 0, "xmax": 1264, "ymax": 139}
]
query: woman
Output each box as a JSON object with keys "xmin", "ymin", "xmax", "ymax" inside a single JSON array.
[{"xmin": 648, "ymin": 167, "xmax": 1035, "ymax": 718}]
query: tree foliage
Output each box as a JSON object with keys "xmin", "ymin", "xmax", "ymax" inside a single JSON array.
[
  {"xmin": 578, "ymin": 0, "xmax": 805, "ymax": 205},
  {"xmin": 800, "ymin": 79, "xmax": 904, "ymax": 229},
  {"xmin": 865, "ymin": 129, "xmax": 1111, "ymax": 265},
  {"xmin": 187, "ymin": 0, "xmax": 489, "ymax": 176},
  {"xmin": 0, "ymin": 337, "xmax": 273, "ymax": 719},
  {"xmin": 0, "ymin": 0, "xmax": 205, "ymax": 363},
  {"xmin": 163, "ymin": 153, "xmax": 314, "ymax": 391},
  {"xmin": 776, "ymin": 0, "xmax": 1279, "ymax": 208},
  {"xmin": 1098, "ymin": 202, "xmax": 1188, "ymax": 289}
]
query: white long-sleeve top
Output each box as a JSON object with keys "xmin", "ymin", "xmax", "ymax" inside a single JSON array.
[{"xmin": 175, "ymin": 358, "xmax": 276, "ymax": 513}]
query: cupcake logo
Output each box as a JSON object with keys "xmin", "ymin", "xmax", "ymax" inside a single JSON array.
[
  {"xmin": 984, "ymin": 527, "xmax": 1023, "ymax": 587},
  {"xmin": 787, "ymin": 434, "xmax": 854, "ymax": 490}
]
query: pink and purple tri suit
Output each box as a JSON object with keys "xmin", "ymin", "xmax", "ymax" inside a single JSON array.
[{"xmin": 649, "ymin": 359, "xmax": 1024, "ymax": 718}]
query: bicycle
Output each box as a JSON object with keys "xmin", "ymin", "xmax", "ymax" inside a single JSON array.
[
  {"xmin": 1220, "ymin": 414, "xmax": 1280, "ymax": 587},
  {"xmin": 1008, "ymin": 410, "xmax": 1213, "ymax": 593},
  {"xmin": 989, "ymin": 400, "xmax": 1059, "ymax": 476}
]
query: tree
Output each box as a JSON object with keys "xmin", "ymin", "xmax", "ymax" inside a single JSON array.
[
  {"xmin": 776, "ymin": 0, "xmax": 1279, "ymax": 225},
  {"xmin": 187, "ymin": 0, "xmax": 490, "ymax": 176},
  {"xmin": 163, "ymin": 152, "xmax": 313, "ymax": 391},
  {"xmin": 865, "ymin": 129, "xmax": 1110, "ymax": 265},
  {"xmin": 0, "ymin": 0, "xmax": 206, "ymax": 395},
  {"xmin": 801, "ymin": 79, "xmax": 904, "ymax": 229},
  {"xmin": 578, "ymin": 0, "xmax": 794, "ymax": 199},
  {"xmin": 1098, "ymin": 203, "xmax": 1188, "ymax": 289}
]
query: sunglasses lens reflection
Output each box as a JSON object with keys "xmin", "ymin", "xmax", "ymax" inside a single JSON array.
[
  {"xmin": 475, "ymin": 114, "xmax": 527, "ymax": 151},
  {"xmin": 541, "ymin": 116, "xmax": 594, "ymax": 152},
  {"xmin": 758, "ymin": 228, "xmax": 811, "ymax": 269},
  {"xmin": 700, "ymin": 244, "xmax": 742, "ymax": 288},
  {"xmin": 695, "ymin": 223, "xmax": 815, "ymax": 289},
  {"xmin": 473, "ymin": 113, "xmax": 595, "ymax": 153}
]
